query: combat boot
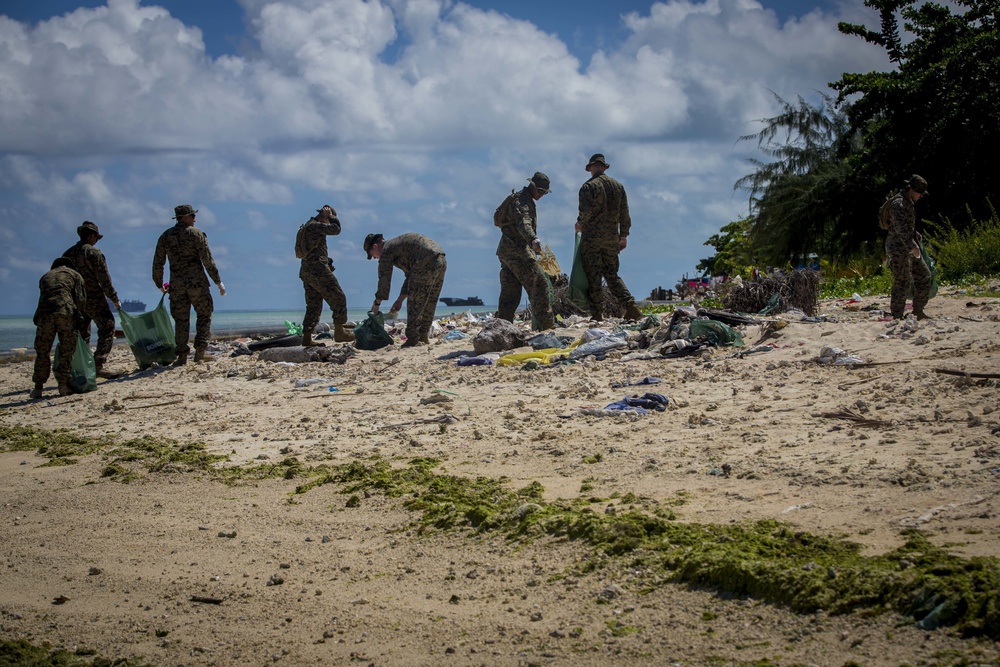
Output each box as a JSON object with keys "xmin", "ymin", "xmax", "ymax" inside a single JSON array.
[
  {"xmin": 420, "ymin": 332, "xmax": 431, "ymax": 345},
  {"xmin": 57, "ymin": 382, "xmax": 72, "ymax": 396},
  {"xmin": 29, "ymin": 384, "xmax": 43, "ymax": 399},
  {"xmin": 624, "ymin": 304, "xmax": 644, "ymax": 322},
  {"xmin": 334, "ymin": 323, "xmax": 355, "ymax": 343},
  {"xmin": 173, "ymin": 352, "xmax": 188, "ymax": 366},
  {"xmin": 194, "ymin": 348, "xmax": 216, "ymax": 363},
  {"xmin": 95, "ymin": 366, "xmax": 120, "ymax": 379},
  {"xmin": 301, "ymin": 332, "xmax": 322, "ymax": 347}
]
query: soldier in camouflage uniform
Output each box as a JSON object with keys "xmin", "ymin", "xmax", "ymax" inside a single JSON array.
[
  {"xmin": 298, "ymin": 204, "xmax": 354, "ymax": 345},
  {"xmin": 30, "ymin": 257, "xmax": 87, "ymax": 398},
  {"xmin": 886, "ymin": 174, "xmax": 932, "ymax": 319},
  {"xmin": 495, "ymin": 172, "xmax": 555, "ymax": 331},
  {"xmin": 152, "ymin": 205, "xmax": 226, "ymax": 365},
  {"xmin": 364, "ymin": 232, "xmax": 447, "ymax": 348},
  {"xmin": 62, "ymin": 221, "xmax": 121, "ymax": 378},
  {"xmin": 576, "ymin": 153, "xmax": 643, "ymax": 322}
]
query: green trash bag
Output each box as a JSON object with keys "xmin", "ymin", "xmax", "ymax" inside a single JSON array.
[
  {"xmin": 915, "ymin": 238, "xmax": 938, "ymax": 300},
  {"xmin": 568, "ymin": 233, "xmax": 590, "ymax": 313},
  {"xmin": 53, "ymin": 333, "xmax": 97, "ymax": 393},
  {"xmin": 119, "ymin": 295, "xmax": 177, "ymax": 368},
  {"xmin": 689, "ymin": 319, "xmax": 745, "ymax": 347},
  {"xmin": 353, "ymin": 311, "xmax": 394, "ymax": 350}
]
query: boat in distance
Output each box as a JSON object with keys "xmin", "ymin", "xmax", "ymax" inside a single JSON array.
[
  {"xmin": 439, "ymin": 296, "xmax": 484, "ymax": 307},
  {"xmin": 111, "ymin": 298, "xmax": 146, "ymax": 312}
]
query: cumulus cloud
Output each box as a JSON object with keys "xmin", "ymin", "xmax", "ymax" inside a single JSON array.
[{"xmin": 0, "ymin": 0, "xmax": 887, "ymax": 314}]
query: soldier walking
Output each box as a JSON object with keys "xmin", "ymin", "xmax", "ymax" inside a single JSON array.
[
  {"xmin": 576, "ymin": 153, "xmax": 643, "ymax": 322},
  {"xmin": 296, "ymin": 204, "xmax": 354, "ymax": 346},
  {"xmin": 62, "ymin": 220, "xmax": 122, "ymax": 378},
  {"xmin": 30, "ymin": 258, "xmax": 87, "ymax": 398},
  {"xmin": 364, "ymin": 233, "xmax": 447, "ymax": 348},
  {"xmin": 152, "ymin": 204, "xmax": 226, "ymax": 365},
  {"xmin": 494, "ymin": 172, "xmax": 555, "ymax": 331}
]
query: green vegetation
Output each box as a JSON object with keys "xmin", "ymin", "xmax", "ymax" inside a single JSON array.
[
  {"xmin": 0, "ymin": 639, "xmax": 155, "ymax": 667},
  {"xmin": 701, "ymin": 0, "xmax": 1000, "ymax": 283},
  {"xmin": 927, "ymin": 203, "xmax": 1000, "ymax": 281},
  {"xmin": 293, "ymin": 456, "xmax": 1000, "ymax": 640},
  {"xmin": 4, "ymin": 426, "xmax": 1000, "ymax": 640}
]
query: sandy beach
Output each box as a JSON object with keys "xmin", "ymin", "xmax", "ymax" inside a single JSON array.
[{"xmin": 2, "ymin": 291, "xmax": 999, "ymax": 666}]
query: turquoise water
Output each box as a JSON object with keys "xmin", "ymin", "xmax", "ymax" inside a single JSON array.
[{"xmin": 0, "ymin": 305, "xmax": 497, "ymax": 352}]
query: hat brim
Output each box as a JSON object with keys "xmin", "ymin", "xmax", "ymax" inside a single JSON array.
[{"xmin": 586, "ymin": 161, "xmax": 609, "ymax": 170}]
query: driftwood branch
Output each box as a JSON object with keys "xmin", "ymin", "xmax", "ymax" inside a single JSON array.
[
  {"xmin": 813, "ymin": 407, "xmax": 893, "ymax": 428},
  {"xmin": 935, "ymin": 368, "xmax": 1000, "ymax": 379},
  {"xmin": 377, "ymin": 414, "xmax": 460, "ymax": 430}
]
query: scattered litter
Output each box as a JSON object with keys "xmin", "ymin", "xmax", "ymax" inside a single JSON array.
[{"xmin": 817, "ymin": 346, "xmax": 866, "ymax": 365}]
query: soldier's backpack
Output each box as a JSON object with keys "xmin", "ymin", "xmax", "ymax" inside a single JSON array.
[
  {"xmin": 878, "ymin": 192, "xmax": 895, "ymax": 230},
  {"xmin": 493, "ymin": 190, "xmax": 516, "ymax": 228},
  {"xmin": 294, "ymin": 224, "xmax": 309, "ymax": 259}
]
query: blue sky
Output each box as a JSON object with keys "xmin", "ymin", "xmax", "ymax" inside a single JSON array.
[{"xmin": 0, "ymin": 0, "xmax": 888, "ymax": 315}]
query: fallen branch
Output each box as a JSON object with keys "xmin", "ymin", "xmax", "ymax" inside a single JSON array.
[
  {"xmin": 934, "ymin": 368, "xmax": 1000, "ymax": 379},
  {"xmin": 899, "ymin": 494, "xmax": 995, "ymax": 528},
  {"xmin": 837, "ymin": 375, "xmax": 882, "ymax": 390},
  {"xmin": 813, "ymin": 407, "xmax": 893, "ymax": 428},
  {"xmin": 301, "ymin": 391, "xmax": 387, "ymax": 399},
  {"xmin": 190, "ymin": 595, "xmax": 223, "ymax": 605},
  {"xmin": 377, "ymin": 414, "xmax": 460, "ymax": 430},
  {"xmin": 128, "ymin": 399, "xmax": 184, "ymax": 410}
]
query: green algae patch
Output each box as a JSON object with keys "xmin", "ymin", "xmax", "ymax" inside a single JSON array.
[
  {"xmin": 0, "ymin": 638, "xmax": 155, "ymax": 666},
  {"xmin": 0, "ymin": 425, "xmax": 110, "ymax": 463},
  {"xmin": 0, "ymin": 425, "xmax": 229, "ymax": 480},
  {"xmin": 310, "ymin": 457, "xmax": 1000, "ymax": 640}
]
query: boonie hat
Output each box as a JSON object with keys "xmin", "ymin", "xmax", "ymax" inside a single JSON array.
[
  {"xmin": 363, "ymin": 233, "xmax": 384, "ymax": 260},
  {"xmin": 77, "ymin": 220, "xmax": 103, "ymax": 240},
  {"xmin": 906, "ymin": 174, "xmax": 929, "ymax": 195},
  {"xmin": 173, "ymin": 204, "xmax": 198, "ymax": 219},
  {"xmin": 316, "ymin": 204, "xmax": 337, "ymax": 215},
  {"xmin": 528, "ymin": 172, "xmax": 551, "ymax": 194},
  {"xmin": 586, "ymin": 153, "xmax": 610, "ymax": 170}
]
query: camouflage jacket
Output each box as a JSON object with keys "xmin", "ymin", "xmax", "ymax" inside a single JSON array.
[
  {"xmin": 152, "ymin": 223, "xmax": 222, "ymax": 289},
  {"xmin": 887, "ymin": 191, "xmax": 917, "ymax": 244},
  {"xmin": 300, "ymin": 216, "xmax": 342, "ymax": 270},
  {"xmin": 63, "ymin": 240, "xmax": 119, "ymax": 304},
  {"xmin": 496, "ymin": 186, "xmax": 539, "ymax": 262},
  {"xmin": 33, "ymin": 266, "xmax": 86, "ymax": 325},
  {"xmin": 577, "ymin": 174, "xmax": 631, "ymax": 244},
  {"xmin": 376, "ymin": 233, "xmax": 445, "ymax": 301}
]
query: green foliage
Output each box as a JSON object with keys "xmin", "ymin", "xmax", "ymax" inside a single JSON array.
[
  {"xmin": 0, "ymin": 639, "xmax": 155, "ymax": 666},
  {"xmin": 734, "ymin": 93, "xmax": 862, "ymax": 265},
  {"xmin": 697, "ymin": 216, "xmax": 754, "ymax": 277},
  {"xmin": 926, "ymin": 202, "xmax": 1000, "ymax": 281},
  {"xmin": 833, "ymin": 0, "xmax": 1000, "ymax": 232},
  {"xmin": 818, "ymin": 270, "xmax": 893, "ymax": 299}
]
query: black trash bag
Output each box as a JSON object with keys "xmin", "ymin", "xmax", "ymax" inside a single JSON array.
[{"xmin": 353, "ymin": 311, "xmax": 394, "ymax": 350}]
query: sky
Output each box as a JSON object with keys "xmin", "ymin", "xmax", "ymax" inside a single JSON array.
[{"xmin": 0, "ymin": 0, "xmax": 891, "ymax": 315}]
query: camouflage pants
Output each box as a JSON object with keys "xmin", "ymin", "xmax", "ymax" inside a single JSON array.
[
  {"xmin": 33, "ymin": 314, "xmax": 77, "ymax": 386},
  {"xmin": 300, "ymin": 265, "xmax": 347, "ymax": 332},
  {"xmin": 77, "ymin": 296, "xmax": 116, "ymax": 368},
  {"xmin": 886, "ymin": 236, "xmax": 931, "ymax": 318},
  {"xmin": 579, "ymin": 239, "xmax": 635, "ymax": 319},
  {"xmin": 497, "ymin": 255, "xmax": 554, "ymax": 330},
  {"xmin": 169, "ymin": 283, "xmax": 214, "ymax": 355},
  {"xmin": 405, "ymin": 256, "xmax": 447, "ymax": 342}
]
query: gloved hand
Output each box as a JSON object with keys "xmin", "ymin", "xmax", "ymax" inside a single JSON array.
[
  {"xmin": 387, "ymin": 310, "xmax": 399, "ymax": 319},
  {"xmin": 218, "ymin": 282, "xmax": 227, "ymax": 296}
]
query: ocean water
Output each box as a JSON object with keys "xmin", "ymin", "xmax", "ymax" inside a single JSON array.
[{"xmin": 0, "ymin": 304, "xmax": 498, "ymax": 353}]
